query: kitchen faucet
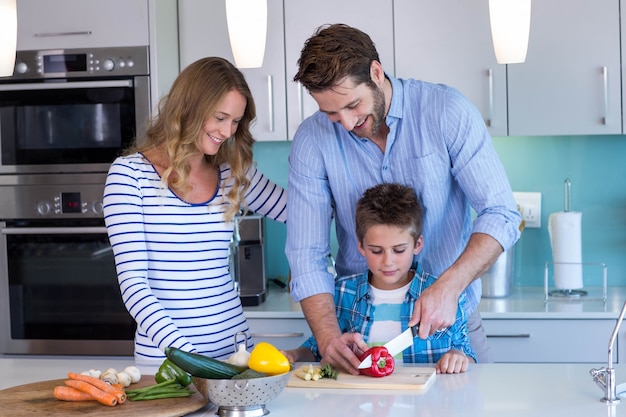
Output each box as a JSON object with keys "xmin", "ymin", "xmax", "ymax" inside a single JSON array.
[{"xmin": 590, "ymin": 299, "xmax": 626, "ymax": 403}]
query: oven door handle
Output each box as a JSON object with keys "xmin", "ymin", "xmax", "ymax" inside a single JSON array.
[
  {"xmin": 0, "ymin": 80, "xmax": 133, "ymax": 91},
  {"xmin": 1, "ymin": 227, "xmax": 107, "ymax": 235}
]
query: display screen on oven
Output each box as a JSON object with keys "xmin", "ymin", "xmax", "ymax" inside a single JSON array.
[
  {"xmin": 43, "ymin": 54, "xmax": 88, "ymax": 73},
  {"xmin": 61, "ymin": 192, "xmax": 82, "ymax": 214}
]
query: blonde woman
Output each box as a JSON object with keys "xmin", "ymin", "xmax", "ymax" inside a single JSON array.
[{"xmin": 103, "ymin": 57, "xmax": 286, "ymax": 370}]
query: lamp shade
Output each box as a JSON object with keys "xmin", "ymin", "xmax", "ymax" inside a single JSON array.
[
  {"xmin": 489, "ymin": 0, "xmax": 531, "ymax": 64},
  {"xmin": 0, "ymin": 0, "xmax": 17, "ymax": 76},
  {"xmin": 225, "ymin": 0, "xmax": 267, "ymax": 69}
]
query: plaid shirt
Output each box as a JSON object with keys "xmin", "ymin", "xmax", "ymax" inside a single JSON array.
[{"xmin": 301, "ymin": 261, "xmax": 478, "ymax": 363}]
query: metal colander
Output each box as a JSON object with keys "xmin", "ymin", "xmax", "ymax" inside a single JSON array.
[{"xmin": 193, "ymin": 371, "xmax": 290, "ymax": 408}]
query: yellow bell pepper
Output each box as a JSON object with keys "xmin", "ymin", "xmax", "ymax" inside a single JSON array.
[{"xmin": 248, "ymin": 342, "xmax": 291, "ymax": 376}]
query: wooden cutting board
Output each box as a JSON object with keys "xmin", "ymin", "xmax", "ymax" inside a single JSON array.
[
  {"xmin": 0, "ymin": 375, "xmax": 207, "ymax": 417},
  {"xmin": 287, "ymin": 366, "xmax": 436, "ymax": 390}
]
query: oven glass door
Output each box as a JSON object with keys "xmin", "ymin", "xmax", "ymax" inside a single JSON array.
[
  {"xmin": 3, "ymin": 220, "xmax": 135, "ymax": 342},
  {"xmin": 0, "ymin": 79, "xmax": 140, "ymax": 169}
]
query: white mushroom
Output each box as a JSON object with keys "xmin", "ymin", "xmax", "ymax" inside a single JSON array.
[
  {"xmin": 81, "ymin": 369, "xmax": 102, "ymax": 378},
  {"xmin": 123, "ymin": 366, "xmax": 142, "ymax": 383},
  {"xmin": 100, "ymin": 369, "xmax": 118, "ymax": 385},
  {"xmin": 116, "ymin": 371, "xmax": 132, "ymax": 387}
]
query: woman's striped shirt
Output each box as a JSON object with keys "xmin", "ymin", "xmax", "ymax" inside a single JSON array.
[{"xmin": 103, "ymin": 153, "xmax": 286, "ymax": 368}]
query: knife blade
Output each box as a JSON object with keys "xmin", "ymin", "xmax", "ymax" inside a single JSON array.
[{"xmin": 357, "ymin": 325, "xmax": 418, "ymax": 369}]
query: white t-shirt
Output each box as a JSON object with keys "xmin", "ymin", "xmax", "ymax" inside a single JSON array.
[{"xmin": 367, "ymin": 282, "xmax": 411, "ymax": 363}]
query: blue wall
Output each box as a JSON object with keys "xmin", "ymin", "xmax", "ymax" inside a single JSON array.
[{"xmin": 254, "ymin": 135, "xmax": 626, "ymax": 287}]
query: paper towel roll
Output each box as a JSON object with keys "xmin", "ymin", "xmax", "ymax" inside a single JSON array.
[{"xmin": 548, "ymin": 211, "xmax": 583, "ymax": 289}]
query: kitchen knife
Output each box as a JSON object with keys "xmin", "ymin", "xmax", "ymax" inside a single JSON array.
[{"xmin": 358, "ymin": 325, "xmax": 418, "ymax": 369}]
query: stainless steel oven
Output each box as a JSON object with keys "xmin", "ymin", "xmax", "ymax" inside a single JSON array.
[
  {"xmin": 0, "ymin": 46, "xmax": 149, "ymax": 355},
  {"xmin": 0, "ymin": 174, "xmax": 135, "ymax": 355},
  {"xmin": 0, "ymin": 46, "xmax": 150, "ymax": 175}
]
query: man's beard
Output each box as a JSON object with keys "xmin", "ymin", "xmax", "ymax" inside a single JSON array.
[{"xmin": 352, "ymin": 83, "xmax": 386, "ymax": 139}]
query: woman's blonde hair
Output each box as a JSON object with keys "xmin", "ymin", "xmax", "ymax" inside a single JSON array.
[{"xmin": 128, "ymin": 57, "xmax": 256, "ymax": 221}]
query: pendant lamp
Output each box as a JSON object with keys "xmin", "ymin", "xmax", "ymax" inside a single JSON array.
[
  {"xmin": 0, "ymin": 0, "xmax": 17, "ymax": 76},
  {"xmin": 225, "ymin": 0, "xmax": 267, "ymax": 69},
  {"xmin": 489, "ymin": 0, "xmax": 531, "ymax": 64}
]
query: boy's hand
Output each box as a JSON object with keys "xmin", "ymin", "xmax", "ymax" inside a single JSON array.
[{"xmin": 435, "ymin": 349, "xmax": 472, "ymax": 374}]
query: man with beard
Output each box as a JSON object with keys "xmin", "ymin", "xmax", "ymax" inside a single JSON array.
[{"xmin": 285, "ymin": 23, "xmax": 521, "ymax": 374}]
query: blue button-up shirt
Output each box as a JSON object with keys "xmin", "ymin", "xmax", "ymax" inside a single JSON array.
[
  {"xmin": 301, "ymin": 262, "xmax": 477, "ymax": 363},
  {"xmin": 286, "ymin": 75, "xmax": 521, "ymax": 314}
]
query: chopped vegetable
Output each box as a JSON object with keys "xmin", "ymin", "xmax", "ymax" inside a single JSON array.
[
  {"xmin": 248, "ymin": 342, "xmax": 291, "ymax": 376},
  {"xmin": 294, "ymin": 364, "xmax": 322, "ymax": 381},
  {"xmin": 320, "ymin": 363, "xmax": 338, "ymax": 380},
  {"xmin": 155, "ymin": 359, "xmax": 192, "ymax": 387},
  {"xmin": 64, "ymin": 379, "xmax": 118, "ymax": 407},
  {"xmin": 294, "ymin": 363, "xmax": 338, "ymax": 381},
  {"xmin": 125, "ymin": 379, "xmax": 194, "ymax": 401},
  {"xmin": 225, "ymin": 343, "xmax": 251, "ymax": 367},
  {"xmin": 53, "ymin": 386, "xmax": 95, "ymax": 402},
  {"xmin": 358, "ymin": 346, "xmax": 395, "ymax": 378}
]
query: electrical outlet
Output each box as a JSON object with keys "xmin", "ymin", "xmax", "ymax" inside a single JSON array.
[{"xmin": 513, "ymin": 192, "xmax": 542, "ymax": 228}]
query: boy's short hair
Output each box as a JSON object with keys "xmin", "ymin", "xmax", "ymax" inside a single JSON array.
[{"xmin": 355, "ymin": 183, "xmax": 423, "ymax": 244}]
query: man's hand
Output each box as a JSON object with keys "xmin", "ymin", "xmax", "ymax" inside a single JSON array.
[
  {"xmin": 319, "ymin": 332, "xmax": 369, "ymax": 375},
  {"xmin": 409, "ymin": 281, "xmax": 459, "ymax": 339},
  {"xmin": 410, "ymin": 233, "xmax": 504, "ymax": 339},
  {"xmin": 300, "ymin": 294, "xmax": 369, "ymax": 375}
]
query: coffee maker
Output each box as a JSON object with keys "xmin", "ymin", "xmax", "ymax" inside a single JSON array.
[{"xmin": 231, "ymin": 215, "xmax": 266, "ymax": 306}]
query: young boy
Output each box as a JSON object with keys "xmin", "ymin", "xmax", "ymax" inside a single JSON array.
[{"xmin": 284, "ymin": 183, "xmax": 476, "ymax": 373}]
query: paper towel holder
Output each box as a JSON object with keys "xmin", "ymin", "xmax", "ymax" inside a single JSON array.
[{"xmin": 544, "ymin": 261, "xmax": 607, "ymax": 303}]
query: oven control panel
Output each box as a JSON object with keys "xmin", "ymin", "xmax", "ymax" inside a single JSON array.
[
  {"xmin": 0, "ymin": 174, "xmax": 106, "ymax": 219},
  {"xmin": 36, "ymin": 192, "xmax": 103, "ymax": 217},
  {"xmin": 5, "ymin": 46, "xmax": 149, "ymax": 80}
]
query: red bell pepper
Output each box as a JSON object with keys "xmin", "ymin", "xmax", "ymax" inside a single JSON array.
[{"xmin": 358, "ymin": 346, "xmax": 395, "ymax": 378}]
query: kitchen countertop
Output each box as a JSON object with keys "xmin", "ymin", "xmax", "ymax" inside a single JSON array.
[
  {"xmin": 245, "ymin": 286, "xmax": 626, "ymax": 319},
  {"xmin": 4, "ymin": 356, "xmax": 626, "ymax": 416}
]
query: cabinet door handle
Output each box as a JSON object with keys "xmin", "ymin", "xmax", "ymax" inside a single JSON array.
[
  {"xmin": 267, "ymin": 75, "xmax": 274, "ymax": 132},
  {"xmin": 251, "ymin": 332, "xmax": 305, "ymax": 338},
  {"xmin": 486, "ymin": 334, "xmax": 531, "ymax": 338},
  {"xmin": 34, "ymin": 31, "xmax": 93, "ymax": 37},
  {"xmin": 297, "ymin": 82, "xmax": 304, "ymax": 123},
  {"xmin": 602, "ymin": 66, "xmax": 608, "ymax": 125},
  {"xmin": 486, "ymin": 68, "xmax": 494, "ymax": 127}
]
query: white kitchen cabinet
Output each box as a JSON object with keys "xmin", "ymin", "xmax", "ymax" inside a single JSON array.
[
  {"xmin": 16, "ymin": 0, "xmax": 149, "ymax": 50},
  {"xmin": 483, "ymin": 319, "xmax": 614, "ymax": 363},
  {"xmin": 393, "ymin": 0, "xmax": 507, "ymax": 137},
  {"xmin": 179, "ymin": 0, "xmax": 393, "ymax": 141},
  {"xmin": 507, "ymin": 0, "xmax": 621, "ymax": 136},
  {"xmin": 178, "ymin": 0, "xmax": 288, "ymax": 141},
  {"xmin": 246, "ymin": 317, "xmax": 310, "ymax": 351},
  {"xmin": 283, "ymin": 0, "xmax": 394, "ymax": 139}
]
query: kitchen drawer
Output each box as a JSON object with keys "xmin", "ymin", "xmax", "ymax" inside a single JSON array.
[
  {"xmin": 246, "ymin": 318, "xmax": 310, "ymax": 351},
  {"xmin": 483, "ymin": 319, "xmax": 614, "ymax": 363}
]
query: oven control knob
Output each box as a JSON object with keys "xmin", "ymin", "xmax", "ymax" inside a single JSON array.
[
  {"xmin": 15, "ymin": 62, "xmax": 28, "ymax": 74},
  {"xmin": 91, "ymin": 201, "xmax": 103, "ymax": 214},
  {"xmin": 36, "ymin": 201, "xmax": 51, "ymax": 216},
  {"xmin": 102, "ymin": 59, "xmax": 115, "ymax": 71}
]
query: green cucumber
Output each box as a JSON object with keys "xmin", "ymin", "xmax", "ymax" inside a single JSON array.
[{"xmin": 165, "ymin": 347, "xmax": 247, "ymax": 379}]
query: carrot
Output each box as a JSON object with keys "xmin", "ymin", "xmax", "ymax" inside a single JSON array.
[
  {"xmin": 67, "ymin": 372, "xmax": 126, "ymax": 403},
  {"xmin": 64, "ymin": 380, "xmax": 118, "ymax": 407},
  {"xmin": 53, "ymin": 386, "xmax": 94, "ymax": 402}
]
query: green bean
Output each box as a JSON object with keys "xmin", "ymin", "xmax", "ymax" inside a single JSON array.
[{"xmin": 126, "ymin": 379, "xmax": 194, "ymax": 401}]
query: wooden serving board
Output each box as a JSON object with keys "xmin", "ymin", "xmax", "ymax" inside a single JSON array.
[
  {"xmin": 287, "ymin": 366, "xmax": 436, "ymax": 390},
  {"xmin": 0, "ymin": 375, "xmax": 207, "ymax": 417}
]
